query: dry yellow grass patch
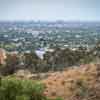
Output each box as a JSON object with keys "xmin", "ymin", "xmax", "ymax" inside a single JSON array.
[{"xmin": 42, "ymin": 63, "xmax": 100, "ymax": 100}]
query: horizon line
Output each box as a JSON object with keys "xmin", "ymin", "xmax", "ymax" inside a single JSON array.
[{"xmin": 0, "ymin": 20, "xmax": 100, "ymax": 22}]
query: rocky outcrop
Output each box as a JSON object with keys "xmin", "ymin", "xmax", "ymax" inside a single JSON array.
[{"xmin": 0, "ymin": 48, "xmax": 6, "ymax": 65}]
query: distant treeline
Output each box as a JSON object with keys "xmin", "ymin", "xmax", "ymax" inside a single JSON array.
[{"xmin": 1, "ymin": 41, "xmax": 100, "ymax": 75}]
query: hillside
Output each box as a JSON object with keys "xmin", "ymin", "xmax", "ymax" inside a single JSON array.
[
  {"xmin": 0, "ymin": 63, "xmax": 100, "ymax": 100},
  {"xmin": 42, "ymin": 64, "xmax": 100, "ymax": 100}
]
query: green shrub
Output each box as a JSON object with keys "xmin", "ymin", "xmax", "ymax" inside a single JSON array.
[
  {"xmin": 0, "ymin": 77, "xmax": 63, "ymax": 100},
  {"xmin": 75, "ymin": 79, "xmax": 89, "ymax": 99},
  {"xmin": 54, "ymin": 97, "xmax": 63, "ymax": 100},
  {"xmin": 16, "ymin": 95, "xmax": 30, "ymax": 100},
  {"xmin": 0, "ymin": 77, "xmax": 46, "ymax": 100}
]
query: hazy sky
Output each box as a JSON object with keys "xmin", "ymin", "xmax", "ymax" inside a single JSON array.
[{"xmin": 0, "ymin": 0, "xmax": 100, "ymax": 21}]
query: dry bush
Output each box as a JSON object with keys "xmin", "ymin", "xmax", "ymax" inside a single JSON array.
[{"xmin": 42, "ymin": 63, "xmax": 100, "ymax": 100}]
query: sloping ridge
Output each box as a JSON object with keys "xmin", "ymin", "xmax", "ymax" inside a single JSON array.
[{"xmin": 42, "ymin": 64, "xmax": 100, "ymax": 100}]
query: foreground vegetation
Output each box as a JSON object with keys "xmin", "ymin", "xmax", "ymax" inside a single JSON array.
[
  {"xmin": 0, "ymin": 77, "xmax": 62, "ymax": 100},
  {"xmin": 0, "ymin": 63, "xmax": 100, "ymax": 100}
]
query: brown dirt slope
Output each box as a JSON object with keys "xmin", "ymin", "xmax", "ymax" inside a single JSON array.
[{"xmin": 42, "ymin": 64, "xmax": 100, "ymax": 100}]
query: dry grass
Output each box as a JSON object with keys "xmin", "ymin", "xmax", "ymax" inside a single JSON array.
[{"xmin": 42, "ymin": 63, "xmax": 100, "ymax": 100}]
